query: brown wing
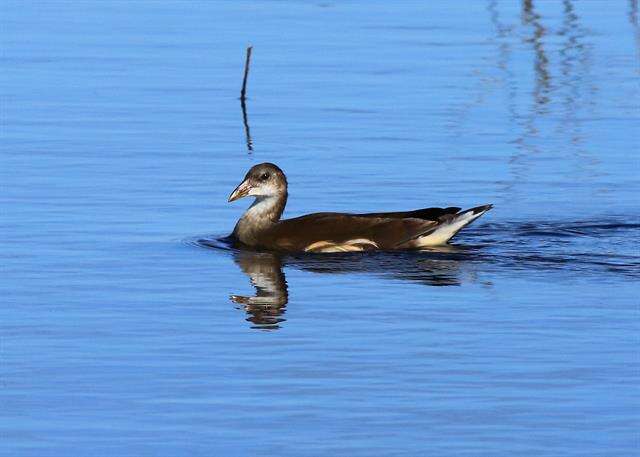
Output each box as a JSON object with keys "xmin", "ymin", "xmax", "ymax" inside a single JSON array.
[
  {"xmin": 355, "ymin": 206, "xmax": 461, "ymax": 221},
  {"xmin": 262, "ymin": 213, "xmax": 438, "ymax": 252}
]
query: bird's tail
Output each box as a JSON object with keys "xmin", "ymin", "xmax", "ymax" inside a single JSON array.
[{"xmin": 412, "ymin": 204, "xmax": 493, "ymax": 247}]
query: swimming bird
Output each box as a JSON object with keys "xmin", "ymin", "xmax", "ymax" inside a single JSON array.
[{"xmin": 228, "ymin": 163, "xmax": 492, "ymax": 253}]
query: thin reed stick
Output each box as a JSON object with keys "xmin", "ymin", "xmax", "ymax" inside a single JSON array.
[{"xmin": 240, "ymin": 46, "xmax": 252, "ymax": 101}]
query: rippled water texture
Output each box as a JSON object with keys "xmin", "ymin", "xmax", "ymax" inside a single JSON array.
[{"xmin": 2, "ymin": 1, "xmax": 639, "ymax": 456}]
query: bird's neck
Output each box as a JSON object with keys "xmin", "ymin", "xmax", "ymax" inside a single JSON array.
[
  {"xmin": 233, "ymin": 193, "xmax": 287, "ymax": 245},
  {"xmin": 243, "ymin": 193, "xmax": 287, "ymax": 222}
]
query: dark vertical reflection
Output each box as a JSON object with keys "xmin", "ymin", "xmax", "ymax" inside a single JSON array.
[
  {"xmin": 487, "ymin": 0, "xmax": 530, "ymax": 193},
  {"xmin": 517, "ymin": 0, "xmax": 548, "ymax": 173},
  {"xmin": 240, "ymin": 97, "xmax": 253, "ymax": 152},
  {"xmin": 487, "ymin": 0, "xmax": 603, "ymax": 193},
  {"xmin": 556, "ymin": 1, "xmax": 600, "ymax": 173},
  {"xmin": 558, "ymin": 1, "xmax": 585, "ymax": 150},
  {"xmin": 522, "ymin": 0, "xmax": 551, "ymax": 112}
]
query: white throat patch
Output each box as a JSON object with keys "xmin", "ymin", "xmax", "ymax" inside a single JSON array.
[{"xmin": 244, "ymin": 196, "xmax": 278, "ymax": 220}]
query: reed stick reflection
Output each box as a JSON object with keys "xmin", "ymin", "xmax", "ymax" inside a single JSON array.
[{"xmin": 239, "ymin": 45, "xmax": 254, "ymax": 152}]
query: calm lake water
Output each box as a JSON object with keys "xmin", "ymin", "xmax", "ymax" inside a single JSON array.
[{"xmin": 2, "ymin": 1, "xmax": 639, "ymax": 456}]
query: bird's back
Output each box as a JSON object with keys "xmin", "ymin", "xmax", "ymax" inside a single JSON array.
[{"xmin": 262, "ymin": 211, "xmax": 438, "ymax": 252}]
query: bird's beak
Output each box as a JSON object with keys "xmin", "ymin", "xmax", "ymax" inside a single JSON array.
[{"xmin": 228, "ymin": 179, "xmax": 252, "ymax": 202}]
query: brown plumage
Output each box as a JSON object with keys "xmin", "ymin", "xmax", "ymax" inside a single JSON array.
[{"xmin": 228, "ymin": 163, "xmax": 492, "ymax": 253}]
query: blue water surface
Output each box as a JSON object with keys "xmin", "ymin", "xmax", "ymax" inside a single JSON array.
[{"xmin": 2, "ymin": 1, "xmax": 639, "ymax": 456}]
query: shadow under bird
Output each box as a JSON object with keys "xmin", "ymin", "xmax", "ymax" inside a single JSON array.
[{"xmin": 228, "ymin": 163, "xmax": 492, "ymax": 253}]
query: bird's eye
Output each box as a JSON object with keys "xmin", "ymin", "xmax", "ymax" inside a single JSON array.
[{"xmin": 259, "ymin": 172, "xmax": 270, "ymax": 181}]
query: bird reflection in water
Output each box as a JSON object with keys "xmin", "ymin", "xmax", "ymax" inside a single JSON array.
[
  {"xmin": 230, "ymin": 250, "xmax": 288, "ymax": 330},
  {"xmin": 225, "ymin": 243, "xmax": 478, "ymax": 330}
]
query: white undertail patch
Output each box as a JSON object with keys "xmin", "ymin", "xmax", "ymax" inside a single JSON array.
[{"xmin": 413, "ymin": 207, "xmax": 491, "ymax": 247}]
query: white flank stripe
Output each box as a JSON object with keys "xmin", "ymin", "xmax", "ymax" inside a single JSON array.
[{"xmin": 305, "ymin": 238, "xmax": 379, "ymax": 253}]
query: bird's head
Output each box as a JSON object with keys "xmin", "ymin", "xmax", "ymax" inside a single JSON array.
[{"xmin": 228, "ymin": 162, "xmax": 288, "ymax": 202}]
